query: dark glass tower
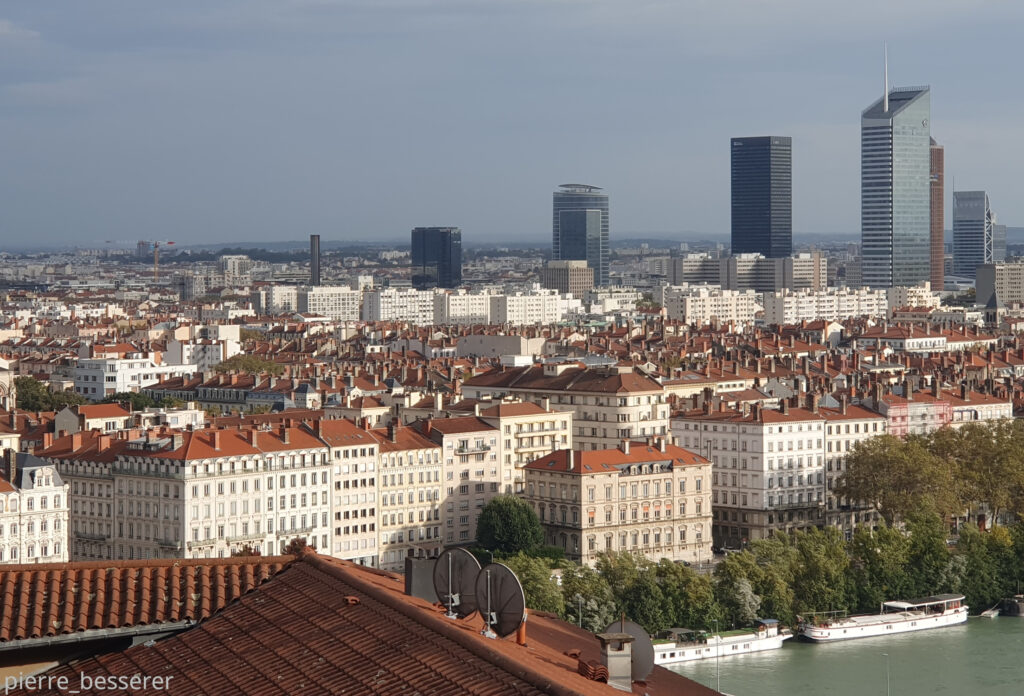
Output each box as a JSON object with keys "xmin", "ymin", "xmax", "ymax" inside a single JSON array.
[
  {"xmin": 411, "ymin": 227, "xmax": 462, "ymax": 289},
  {"xmin": 552, "ymin": 184, "xmax": 609, "ymax": 286},
  {"xmin": 730, "ymin": 136, "xmax": 792, "ymax": 258}
]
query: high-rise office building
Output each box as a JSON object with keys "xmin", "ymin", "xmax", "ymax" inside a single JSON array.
[
  {"xmin": 861, "ymin": 81, "xmax": 931, "ymax": 288},
  {"xmin": 552, "ymin": 184, "xmax": 609, "ymax": 286},
  {"xmin": 411, "ymin": 227, "xmax": 462, "ymax": 289},
  {"xmin": 540, "ymin": 260, "xmax": 594, "ymax": 298},
  {"xmin": 730, "ymin": 136, "xmax": 792, "ymax": 258},
  {"xmin": 930, "ymin": 139, "xmax": 944, "ymax": 291},
  {"xmin": 310, "ymin": 234, "xmax": 321, "ymax": 286},
  {"xmin": 953, "ymin": 191, "xmax": 995, "ymax": 277}
]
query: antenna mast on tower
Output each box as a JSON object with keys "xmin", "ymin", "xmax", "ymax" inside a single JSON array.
[{"xmin": 883, "ymin": 43, "xmax": 889, "ymax": 113}]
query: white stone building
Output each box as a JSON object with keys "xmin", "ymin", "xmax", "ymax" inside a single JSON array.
[
  {"xmin": 763, "ymin": 288, "xmax": 888, "ymax": 325},
  {"xmin": 656, "ymin": 285, "xmax": 762, "ymax": 326},
  {"xmin": 0, "ymin": 451, "xmax": 70, "ymax": 564}
]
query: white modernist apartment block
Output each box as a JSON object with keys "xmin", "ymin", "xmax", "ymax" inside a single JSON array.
[
  {"xmin": 74, "ymin": 356, "xmax": 197, "ymax": 398},
  {"xmin": 763, "ymin": 288, "xmax": 887, "ymax": 325},
  {"xmin": 656, "ymin": 285, "xmax": 762, "ymax": 326}
]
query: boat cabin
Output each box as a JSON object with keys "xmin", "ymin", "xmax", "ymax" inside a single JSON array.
[{"xmin": 882, "ymin": 594, "xmax": 964, "ymax": 615}]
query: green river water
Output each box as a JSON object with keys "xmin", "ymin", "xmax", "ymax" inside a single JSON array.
[{"xmin": 668, "ymin": 617, "xmax": 1024, "ymax": 695}]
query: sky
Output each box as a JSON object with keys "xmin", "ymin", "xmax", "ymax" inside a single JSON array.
[{"xmin": 2, "ymin": 1, "xmax": 1023, "ymax": 249}]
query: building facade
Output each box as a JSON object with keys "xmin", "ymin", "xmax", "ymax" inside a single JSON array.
[
  {"xmin": 0, "ymin": 451, "xmax": 70, "ymax": 564},
  {"xmin": 552, "ymin": 184, "xmax": 609, "ymax": 287},
  {"xmin": 522, "ymin": 440, "xmax": 712, "ymax": 566},
  {"xmin": 861, "ymin": 86, "xmax": 931, "ymax": 288},
  {"xmin": 730, "ymin": 136, "xmax": 793, "ymax": 258},
  {"xmin": 540, "ymin": 260, "xmax": 594, "ymax": 299},
  {"xmin": 953, "ymin": 191, "xmax": 995, "ymax": 278},
  {"xmin": 411, "ymin": 227, "xmax": 462, "ymax": 289},
  {"xmin": 930, "ymin": 138, "xmax": 945, "ymax": 290}
]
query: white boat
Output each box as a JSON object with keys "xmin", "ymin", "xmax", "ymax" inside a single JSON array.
[
  {"xmin": 653, "ymin": 619, "xmax": 792, "ymax": 664},
  {"xmin": 980, "ymin": 606, "xmax": 1000, "ymax": 618},
  {"xmin": 798, "ymin": 594, "xmax": 968, "ymax": 642}
]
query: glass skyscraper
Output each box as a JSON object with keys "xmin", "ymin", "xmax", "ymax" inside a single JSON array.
[
  {"xmin": 861, "ymin": 86, "xmax": 931, "ymax": 288},
  {"xmin": 953, "ymin": 191, "xmax": 995, "ymax": 277},
  {"xmin": 411, "ymin": 227, "xmax": 462, "ymax": 288},
  {"xmin": 730, "ymin": 136, "xmax": 792, "ymax": 258},
  {"xmin": 552, "ymin": 184, "xmax": 609, "ymax": 286}
]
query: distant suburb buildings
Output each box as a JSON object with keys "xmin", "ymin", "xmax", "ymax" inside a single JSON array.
[
  {"xmin": 731, "ymin": 136, "xmax": 792, "ymax": 258},
  {"xmin": 552, "ymin": 184, "xmax": 609, "ymax": 287}
]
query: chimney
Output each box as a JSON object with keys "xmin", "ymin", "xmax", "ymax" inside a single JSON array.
[
  {"xmin": 810, "ymin": 392, "xmax": 820, "ymax": 414},
  {"xmin": 71, "ymin": 431, "xmax": 83, "ymax": 451},
  {"xmin": 932, "ymin": 377, "xmax": 941, "ymax": 398},
  {"xmin": 212, "ymin": 430, "xmax": 221, "ymax": 451},
  {"xmin": 281, "ymin": 426, "xmax": 291, "ymax": 445},
  {"xmin": 960, "ymin": 383, "xmax": 969, "ymax": 401},
  {"xmin": 542, "ymin": 396, "xmax": 551, "ymax": 412},
  {"xmin": 597, "ymin": 632, "xmax": 635, "ymax": 693},
  {"xmin": 621, "ymin": 440, "xmax": 630, "ymax": 455},
  {"xmin": 780, "ymin": 399, "xmax": 789, "ymax": 416},
  {"xmin": 659, "ymin": 437, "xmax": 667, "ymax": 453},
  {"xmin": 171, "ymin": 433, "xmax": 184, "ymax": 450},
  {"xmin": 839, "ymin": 394, "xmax": 848, "ymax": 415},
  {"xmin": 567, "ymin": 449, "xmax": 574, "ymax": 471},
  {"xmin": 389, "ymin": 419, "xmax": 398, "ymax": 443},
  {"xmin": 3, "ymin": 449, "xmax": 16, "ymax": 485}
]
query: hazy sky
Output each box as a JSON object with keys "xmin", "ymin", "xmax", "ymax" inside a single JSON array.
[{"xmin": 2, "ymin": 1, "xmax": 1022, "ymax": 249}]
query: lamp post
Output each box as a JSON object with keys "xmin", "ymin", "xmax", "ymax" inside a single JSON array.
[
  {"xmin": 714, "ymin": 619, "xmax": 720, "ymax": 693},
  {"xmin": 882, "ymin": 653, "xmax": 890, "ymax": 696}
]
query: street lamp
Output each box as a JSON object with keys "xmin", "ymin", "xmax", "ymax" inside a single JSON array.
[{"xmin": 714, "ymin": 619, "xmax": 720, "ymax": 694}]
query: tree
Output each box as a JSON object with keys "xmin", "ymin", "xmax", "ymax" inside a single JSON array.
[
  {"xmin": 501, "ymin": 553, "xmax": 564, "ymax": 614},
  {"xmin": 560, "ymin": 563, "xmax": 618, "ymax": 632},
  {"xmin": 789, "ymin": 527, "xmax": 850, "ymax": 617},
  {"xmin": 653, "ymin": 559, "xmax": 723, "ymax": 632},
  {"xmin": 15, "ymin": 376, "xmax": 87, "ymax": 411},
  {"xmin": 213, "ymin": 354, "xmax": 285, "ymax": 376},
  {"xmin": 231, "ymin": 544, "xmax": 262, "ymax": 557},
  {"xmin": 283, "ymin": 537, "xmax": 314, "ymax": 556},
  {"xmin": 904, "ymin": 505, "xmax": 950, "ymax": 597},
  {"xmin": 476, "ymin": 496, "xmax": 543, "ymax": 555},
  {"xmin": 620, "ymin": 567, "xmax": 669, "ymax": 633},
  {"xmin": 240, "ymin": 328, "xmax": 264, "ymax": 342},
  {"xmin": 847, "ymin": 523, "xmax": 912, "ymax": 613},
  {"xmin": 836, "ymin": 434, "xmax": 957, "ymax": 526},
  {"xmin": 100, "ymin": 392, "xmax": 160, "ymax": 410}
]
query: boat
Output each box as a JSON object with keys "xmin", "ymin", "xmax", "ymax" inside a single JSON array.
[
  {"xmin": 1001, "ymin": 595, "xmax": 1024, "ymax": 617},
  {"xmin": 798, "ymin": 594, "xmax": 967, "ymax": 642},
  {"xmin": 653, "ymin": 619, "xmax": 792, "ymax": 664},
  {"xmin": 980, "ymin": 606, "xmax": 1000, "ymax": 618}
]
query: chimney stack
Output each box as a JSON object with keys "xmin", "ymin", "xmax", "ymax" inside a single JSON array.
[
  {"xmin": 597, "ymin": 632, "xmax": 635, "ymax": 693},
  {"xmin": 3, "ymin": 449, "xmax": 16, "ymax": 485},
  {"xmin": 621, "ymin": 440, "xmax": 630, "ymax": 455},
  {"xmin": 567, "ymin": 449, "xmax": 574, "ymax": 471}
]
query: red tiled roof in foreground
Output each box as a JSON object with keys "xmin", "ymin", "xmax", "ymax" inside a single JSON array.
[
  {"xmin": 14, "ymin": 552, "xmax": 720, "ymax": 696},
  {"xmin": 0, "ymin": 556, "xmax": 293, "ymax": 643}
]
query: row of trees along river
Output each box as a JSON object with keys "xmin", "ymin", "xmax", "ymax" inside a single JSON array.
[{"xmin": 476, "ymin": 420, "xmax": 1024, "ymax": 634}]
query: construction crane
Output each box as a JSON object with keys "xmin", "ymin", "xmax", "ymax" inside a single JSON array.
[{"xmin": 104, "ymin": 239, "xmax": 176, "ymax": 281}]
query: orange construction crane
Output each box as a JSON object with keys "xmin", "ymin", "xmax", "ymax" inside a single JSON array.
[{"xmin": 150, "ymin": 240, "xmax": 175, "ymax": 281}]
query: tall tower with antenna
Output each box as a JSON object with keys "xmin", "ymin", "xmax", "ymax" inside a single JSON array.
[{"xmin": 860, "ymin": 48, "xmax": 931, "ymax": 288}]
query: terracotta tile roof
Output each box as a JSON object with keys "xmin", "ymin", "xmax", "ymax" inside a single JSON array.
[
  {"xmin": 479, "ymin": 401, "xmax": 549, "ymax": 417},
  {"xmin": 75, "ymin": 404, "xmax": 131, "ymax": 420},
  {"xmin": 13, "ymin": 552, "xmax": 718, "ymax": 696},
  {"xmin": 0, "ymin": 556, "xmax": 293, "ymax": 643},
  {"xmin": 525, "ymin": 443, "xmax": 709, "ymax": 475}
]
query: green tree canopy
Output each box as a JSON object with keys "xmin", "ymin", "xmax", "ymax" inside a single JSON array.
[
  {"xmin": 501, "ymin": 553, "xmax": 564, "ymax": 614},
  {"xmin": 213, "ymin": 354, "xmax": 285, "ymax": 376},
  {"xmin": 14, "ymin": 376, "xmax": 87, "ymax": 411},
  {"xmin": 476, "ymin": 495, "xmax": 543, "ymax": 555}
]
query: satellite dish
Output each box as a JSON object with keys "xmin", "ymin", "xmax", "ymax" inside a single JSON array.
[
  {"xmin": 475, "ymin": 563, "xmax": 526, "ymax": 639},
  {"xmin": 432, "ymin": 548, "xmax": 481, "ymax": 619},
  {"xmin": 602, "ymin": 618, "xmax": 655, "ymax": 682}
]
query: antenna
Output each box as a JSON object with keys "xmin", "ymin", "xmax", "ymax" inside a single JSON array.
[
  {"xmin": 432, "ymin": 548, "xmax": 481, "ymax": 619},
  {"xmin": 603, "ymin": 619, "xmax": 655, "ymax": 682},
  {"xmin": 475, "ymin": 563, "xmax": 526, "ymax": 639},
  {"xmin": 883, "ymin": 43, "xmax": 889, "ymax": 113}
]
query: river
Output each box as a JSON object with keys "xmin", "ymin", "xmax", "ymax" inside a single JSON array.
[{"xmin": 668, "ymin": 617, "xmax": 1024, "ymax": 695}]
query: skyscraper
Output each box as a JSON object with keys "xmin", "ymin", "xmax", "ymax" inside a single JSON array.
[
  {"xmin": 552, "ymin": 184, "xmax": 609, "ymax": 286},
  {"xmin": 953, "ymin": 191, "xmax": 995, "ymax": 277},
  {"xmin": 411, "ymin": 227, "xmax": 462, "ymax": 289},
  {"xmin": 930, "ymin": 139, "xmax": 944, "ymax": 290},
  {"xmin": 310, "ymin": 234, "xmax": 321, "ymax": 286},
  {"xmin": 861, "ymin": 76, "xmax": 931, "ymax": 288},
  {"xmin": 730, "ymin": 136, "xmax": 792, "ymax": 258}
]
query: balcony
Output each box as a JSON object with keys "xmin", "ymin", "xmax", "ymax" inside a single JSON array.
[
  {"xmin": 75, "ymin": 531, "xmax": 109, "ymax": 542},
  {"xmin": 771, "ymin": 500, "xmax": 825, "ymax": 511},
  {"xmin": 186, "ymin": 539, "xmax": 216, "ymax": 550},
  {"xmin": 226, "ymin": 532, "xmax": 265, "ymax": 544},
  {"xmin": 155, "ymin": 538, "xmax": 183, "ymax": 550},
  {"xmin": 455, "ymin": 444, "xmax": 491, "ymax": 455}
]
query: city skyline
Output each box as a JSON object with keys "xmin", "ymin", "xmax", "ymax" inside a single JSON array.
[{"xmin": 1, "ymin": 2, "xmax": 1023, "ymax": 246}]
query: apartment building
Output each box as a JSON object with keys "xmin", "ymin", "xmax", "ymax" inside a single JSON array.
[
  {"xmin": 521, "ymin": 439, "xmax": 712, "ymax": 566},
  {"xmin": 412, "ymin": 417, "xmax": 506, "ymax": 546},
  {"xmin": 74, "ymin": 356, "xmax": 197, "ymax": 399},
  {"xmin": 315, "ymin": 418, "xmax": 380, "ymax": 566},
  {"xmin": 433, "ymin": 290, "xmax": 491, "ymax": 325},
  {"xmin": 762, "ymin": 288, "xmax": 887, "ymax": 325},
  {"xmin": 478, "ymin": 400, "xmax": 572, "ymax": 492},
  {"xmin": 298, "ymin": 285, "xmax": 362, "ymax": 321},
  {"xmin": 362, "ymin": 288, "xmax": 434, "ymax": 324},
  {"xmin": 489, "ymin": 288, "xmax": 581, "ymax": 325},
  {"xmin": 656, "ymin": 285, "xmax": 762, "ymax": 326},
  {"xmin": 368, "ymin": 420, "xmax": 443, "ymax": 572},
  {"xmin": 540, "ymin": 260, "xmax": 594, "ymax": 299},
  {"xmin": 41, "ymin": 424, "xmax": 338, "ymax": 562},
  {"xmin": 462, "ymin": 363, "xmax": 669, "ymax": 451},
  {"xmin": 0, "ymin": 451, "xmax": 70, "ymax": 564},
  {"xmin": 672, "ymin": 400, "xmax": 826, "ymax": 547}
]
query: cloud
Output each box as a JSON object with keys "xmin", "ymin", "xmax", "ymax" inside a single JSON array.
[{"xmin": 0, "ymin": 19, "xmax": 39, "ymax": 39}]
